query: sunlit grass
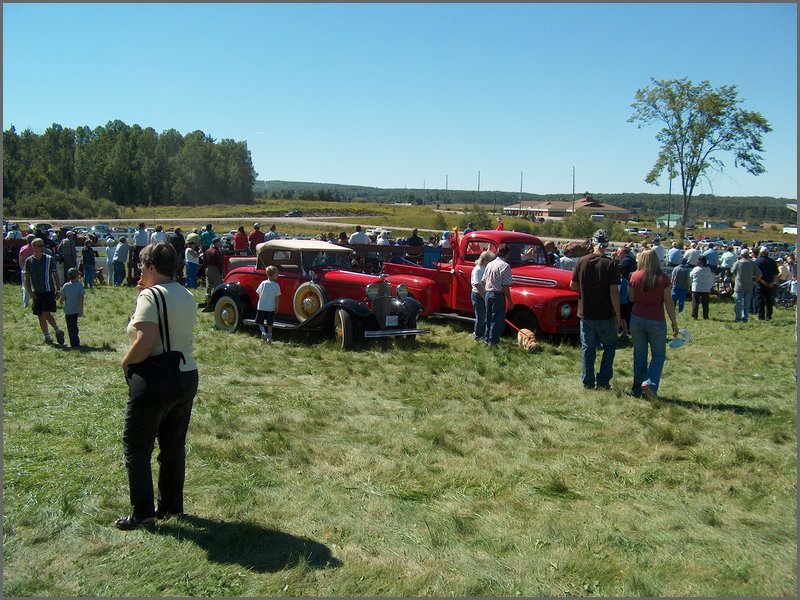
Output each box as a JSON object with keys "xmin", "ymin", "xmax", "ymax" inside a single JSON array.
[{"xmin": 2, "ymin": 281, "xmax": 796, "ymax": 596}]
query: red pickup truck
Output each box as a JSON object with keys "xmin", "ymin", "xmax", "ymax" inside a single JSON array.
[{"xmin": 383, "ymin": 230, "xmax": 580, "ymax": 335}]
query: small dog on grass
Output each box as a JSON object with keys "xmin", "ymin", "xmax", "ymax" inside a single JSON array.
[{"xmin": 517, "ymin": 328, "xmax": 540, "ymax": 352}]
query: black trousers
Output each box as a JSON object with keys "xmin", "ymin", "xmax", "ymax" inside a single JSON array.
[
  {"xmin": 691, "ymin": 291, "xmax": 709, "ymax": 319},
  {"xmin": 123, "ymin": 369, "xmax": 199, "ymax": 520},
  {"xmin": 756, "ymin": 284, "xmax": 775, "ymax": 320},
  {"xmin": 65, "ymin": 313, "xmax": 80, "ymax": 347}
]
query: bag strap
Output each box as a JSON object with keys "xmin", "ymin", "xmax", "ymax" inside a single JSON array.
[{"xmin": 148, "ymin": 285, "xmax": 171, "ymax": 352}]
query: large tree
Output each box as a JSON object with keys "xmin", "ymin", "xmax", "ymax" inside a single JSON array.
[{"xmin": 629, "ymin": 78, "xmax": 771, "ymax": 239}]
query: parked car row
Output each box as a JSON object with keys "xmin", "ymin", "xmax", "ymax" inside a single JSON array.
[{"xmin": 204, "ymin": 230, "xmax": 582, "ymax": 350}]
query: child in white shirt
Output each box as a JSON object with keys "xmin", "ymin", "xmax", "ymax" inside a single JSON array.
[{"xmin": 255, "ymin": 265, "xmax": 281, "ymax": 342}]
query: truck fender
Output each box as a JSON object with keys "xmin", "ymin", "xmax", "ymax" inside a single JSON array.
[{"xmin": 384, "ymin": 274, "xmax": 441, "ymax": 314}]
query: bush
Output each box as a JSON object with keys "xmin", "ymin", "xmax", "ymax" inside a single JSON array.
[
  {"xmin": 11, "ymin": 186, "xmax": 120, "ymax": 219},
  {"xmin": 459, "ymin": 204, "xmax": 492, "ymax": 231}
]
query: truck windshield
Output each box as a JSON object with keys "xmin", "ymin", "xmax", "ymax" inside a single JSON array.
[{"xmin": 508, "ymin": 243, "xmax": 548, "ymax": 266}]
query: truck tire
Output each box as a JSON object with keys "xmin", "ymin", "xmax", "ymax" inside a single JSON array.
[{"xmin": 510, "ymin": 309, "xmax": 541, "ymax": 338}]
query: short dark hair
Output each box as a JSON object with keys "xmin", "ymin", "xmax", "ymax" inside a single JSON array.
[
  {"xmin": 139, "ymin": 242, "xmax": 178, "ymax": 278},
  {"xmin": 697, "ymin": 255, "xmax": 708, "ymax": 266},
  {"xmin": 497, "ymin": 243, "xmax": 511, "ymax": 258}
]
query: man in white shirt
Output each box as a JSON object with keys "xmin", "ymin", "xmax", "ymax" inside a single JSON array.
[
  {"xmin": 651, "ymin": 238, "xmax": 666, "ymax": 264},
  {"xmin": 683, "ymin": 243, "xmax": 701, "ymax": 266},
  {"xmin": 480, "ymin": 244, "xmax": 514, "ymax": 346},
  {"xmin": 348, "ymin": 225, "xmax": 371, "ymax": 245}
]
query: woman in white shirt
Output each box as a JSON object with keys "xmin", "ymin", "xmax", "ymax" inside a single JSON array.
[
  {"xmin": 470, "ymin": 250, "xmax": 494, "ymax": 341},
  {"xmin": 689, "ymin": 255, "xmax": 715, "ymax": 319}
]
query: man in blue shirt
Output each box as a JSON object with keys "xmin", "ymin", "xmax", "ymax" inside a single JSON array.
[
  {"xmin": 667, "ymin": 242, "xmax": 683, "ymax": 268},
  {"xmin": 702, "ymin": 242, "xmax": 720, "ymax": 274}
]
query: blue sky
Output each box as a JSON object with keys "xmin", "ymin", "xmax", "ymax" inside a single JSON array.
[{"xmin": 3, "ymin": 3, "xmax": 797, "ymax": 199}]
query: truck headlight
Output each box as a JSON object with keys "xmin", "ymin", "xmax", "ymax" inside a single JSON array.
[
  {"xmin": 560, "ymin": 303, "xmax": 572, "ymax": 319},
  {"xmin": 366, "ymin": 283, "xmax": 380, "ymax": 300},
  {"xmin": 396, "ymin": 283, "xmax": 409, "ymax": 299}
]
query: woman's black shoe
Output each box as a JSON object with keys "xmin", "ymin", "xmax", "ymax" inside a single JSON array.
[{"xmin": 114, "ymin": 514, "xmax": 156, "ymax": 530}]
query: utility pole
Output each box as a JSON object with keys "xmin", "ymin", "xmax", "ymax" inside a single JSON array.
[
  {"xmin": 477, "ymin": 170, "xmax": 481, "ymax": 192},
  {"xmin": 667, "ymin": 176, "xmax": 672, "ymax": 234},
  {"xmin": 571, "ymin": 166, "xmax": 576, "ymax": 215}
]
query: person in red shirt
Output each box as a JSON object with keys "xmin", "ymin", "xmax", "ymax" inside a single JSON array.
[
  {"xmin": 627, "ymin": 249, "xmax": 680, "ymax": 401},
  {"xmin": 248, "ymin": 223, "xmax": 266, "ymax": 254},
  {"xmin": 233, "ymin": 226, "xmax": 248, "ymax": 255},
  {"xmin": 495, "ymin": 217, "xmax": 504, "ymax": 230},
  {"xmin": 203, "ymin": 237, "xmax": 225, "ymax": 304}
]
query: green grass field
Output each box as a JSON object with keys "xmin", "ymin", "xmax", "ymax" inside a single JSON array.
[{"xmin": 2, "ymin": 280, "xmax": 796, "ymax": 596}]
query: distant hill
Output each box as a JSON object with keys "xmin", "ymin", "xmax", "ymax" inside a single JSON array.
[{"xmin": 253, "ymin": 180, "xmax": 797, "ymax": 223}]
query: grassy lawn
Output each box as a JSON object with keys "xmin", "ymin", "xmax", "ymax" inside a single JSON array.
[{"xmin": 2, "ymin": 282, "xmax": 796, "ymax": 596}]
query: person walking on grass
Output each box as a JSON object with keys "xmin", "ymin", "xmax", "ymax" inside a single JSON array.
[
  {"xmin": 203, "ymin": 237, "xmax": 224, "ymax": 304},
  {"xmin": 82, "ymin": 238, "xmax": 96, "ymax": 289},
  {"xmin": 24, "ymin": 238, "xmax": 66, "ymax": 345},
  {"xmin": 470, "ymin": 250, "xmax": 494, "ymax": 342},
  {"xmin": 60, "ymin": 267, "xmax": 85, "ymax": 349},
  {"xmin": 112, "ymin": 236, "xmax": 130, "ymax": 287},
  {"xmin": 255, "ymin": 265, "xmax": 281, "ymax": 343},
  {"xmin": 689, "ymin": 255, "xmax": 715, "ymax": 320},
  {"xmin": 754, "ymin": 246, "xmax": 780, "ymax": 321},
  {"xmin": 670, "ymin": 258, "xmax": 691, "ymax": 313},
  {"xmin": 731, "ymin": 247, "xmax": 761, "ymax": 323},
  {"xmin": 627, "ymin": 249, "xmax": 680, "ymax": 401},
  {"xmin": 117, "ymin": 242, "xmax": 199, "ymax": 530},
  {"xmin": 570, "ymin": 229, "xmax": 623, "ymax": 390},
  {"xmin": 18, "ymin": 234, "xmax": 36, "ymax": 307},
  {"xmin": 481, "ymin": 244, "xmax": 514, "ymax": 347},
  {"xmin": 105, "ymin": 237, "xmax": 116, "ymax": 285},
  {"xmin": 184, "ymin": 240, "xmax": 200, "ymax": 289}
]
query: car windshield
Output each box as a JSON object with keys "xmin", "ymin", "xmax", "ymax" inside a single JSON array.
[
  {"xmin": 507, "ymin": 243, "xmax": 548, "ymax": 266},
  {"xmin": 301, "ymin": 251, "xmax": 352, "ymax": 269}
]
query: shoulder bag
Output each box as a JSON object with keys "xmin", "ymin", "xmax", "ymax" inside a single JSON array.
[{"xmin": 127, "ymin": 285, "xmax": 186, "ymax": 381}]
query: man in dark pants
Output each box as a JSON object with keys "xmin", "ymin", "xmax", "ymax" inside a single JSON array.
[
  {"xmin": 570, "ymin": 230, "xmax": 623, "ymax": 390},
  {"xmin": 754, "ymin": 246, "xmax": 779, "ymax": 320}
]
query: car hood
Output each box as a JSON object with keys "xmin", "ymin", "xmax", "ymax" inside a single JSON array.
[
  {"xmin": 509, "ymin": 264, "xmax": 576, "ymax": 292},
  {"xmin": 314, "ymin": 270, "xmax": 384, "ymax": 286}
]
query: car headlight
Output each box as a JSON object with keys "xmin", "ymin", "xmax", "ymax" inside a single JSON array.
[
  {"xmin": 366, "ymin": 283, "xmax": 380, "ymax": 300},
  {"xmin": 560, "ymin": 303, "xmax": 572, "ymax": 319},
  {"xmin": 396, "ymin": 283, "xmax": 409, "ymax": 299}
]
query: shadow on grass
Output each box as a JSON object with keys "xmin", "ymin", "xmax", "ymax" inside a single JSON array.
[
  {"xmin": 154, "ymin": 515, "xmax": 342, "ymax": 572},
  {"xmin": 654, "ymin": 396, "xmax": 772, "ymax": 416}
]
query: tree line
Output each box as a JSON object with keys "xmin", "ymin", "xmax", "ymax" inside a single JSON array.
[
  {"xmin": 3, "ymin": 120, "xmax": 257, "ymax": 216},
  {"xmin": 256, "ymin": 181, "xmax": 795, "ymax": 223}
]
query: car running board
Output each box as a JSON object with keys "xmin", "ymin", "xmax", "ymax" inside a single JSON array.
[{"xmin": 428, "ymin": 311, "xmax": 475, "ymax": 323}]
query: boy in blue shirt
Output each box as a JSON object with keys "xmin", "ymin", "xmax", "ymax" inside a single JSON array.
[
  {"xmin": 60, "ymin": 267, "xmax": 85, "ymax": 348},
  {"xmin": 255, "ymin": 265, "xmax": 281, "ymax": 343}
]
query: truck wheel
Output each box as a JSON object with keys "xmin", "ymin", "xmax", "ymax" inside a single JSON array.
[
  {"xmin": 214, "ymin": 294, "xmax": 242, "ymax": 333},
  {"xmin": 510, "ymin": 310, "xmax": 541, "ymax": 338},
  {"xmin": 334, "ymin": 308, "xmax": 353, "ymax": 350},
  {"xmin": 293, "ymin": 282, "xmax": 328, "ymax": 322}
]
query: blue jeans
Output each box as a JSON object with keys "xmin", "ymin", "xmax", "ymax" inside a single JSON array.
[
  {"xmin": 185, "ymin": 262, "xmax": 199, "ymax": 289},
  {"xmin": 671, "ymin": 287, "xmax": 687, "ymax": 312},
  {"xmin": 113, "ymin": 261, "xmax": 126, "ymax": 286},
  {"xmin": 472, "ymin": 290, "xmax": 486, "ymax": 339},
  {"xmin": 734, "ymin": 289, "xmax": 753, "ymax": 322},
  {"xmin": 84, "ymin": 265, "xmax": 95, "ymax": 289},
  {"xmin": 579, "ymin": 318, "xmax": 617, "ymax": 388},
  {"xmin": 630, "ymin": 315, "xmax": 667, "ymax": 396},
  {"xmin": 484, "ymin": 291, "xmax": 507, "ymax": 345}
]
